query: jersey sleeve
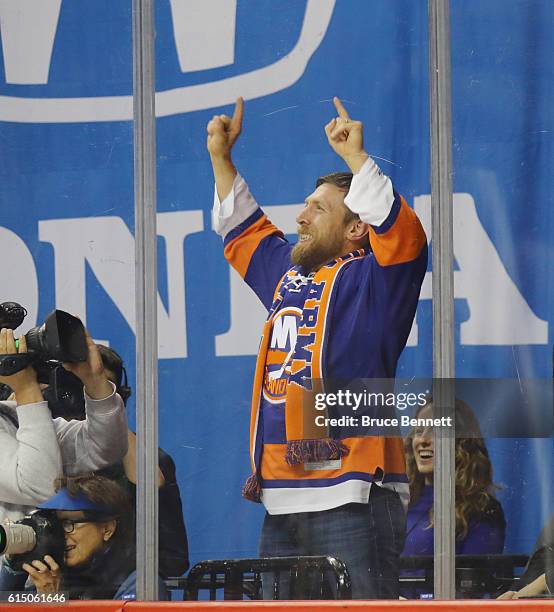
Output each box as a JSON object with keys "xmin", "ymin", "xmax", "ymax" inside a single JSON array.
[
  {"xmin": 212, "ymin": 173, "xmax": 293, "ymax": 309},
  {"xmin": 328, "ymin": 158, "xmax": 428, "ymax": 377},
  {"xmin": 344, "ymin": 157, "xmax": 427, "ymax": 267}
]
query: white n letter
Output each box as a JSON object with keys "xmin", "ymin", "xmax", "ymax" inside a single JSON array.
[
  {"xmin": 0, "ymin": 0, "xmax": 62, "ymax": 84},
  {"xmin": 156, "ymin": 210, "xmax": 203, "ymax": 358},
  {"xmin": 39, "ymin": 211, "xmax": 203, "ymax": 358}
]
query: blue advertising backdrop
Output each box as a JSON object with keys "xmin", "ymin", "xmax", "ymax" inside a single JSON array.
[{"xmin": 0, "ymin": 0, "xmax": 552, "ymax": 565}]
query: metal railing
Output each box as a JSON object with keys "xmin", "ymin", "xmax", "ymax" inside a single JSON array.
[{"xmin": 167, "ymin": 556, "xmax": 352, "ymax": 601}]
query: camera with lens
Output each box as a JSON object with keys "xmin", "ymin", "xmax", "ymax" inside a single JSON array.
[
  {"xmin": 0, "ymin": 303, "xmax": 88, "ymax": 364},
  {"xmin": 0, "ymin": 511, "xmax": 65, "ymax": 572},
  {"xmin": 0, "ymin": 303, "xmax": 88, "ymax": 419}
]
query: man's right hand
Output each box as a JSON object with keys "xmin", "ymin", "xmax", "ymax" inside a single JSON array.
[
  {"xmin": 207, "ymin": 97, "xmax": 244, "ymax": 159},
  {"xmin": 62, "ymin": 329, "xmax": 113, "ymax": 400},
  {"xmin": 207, "ymin": 97, "xmax": 244, "ymax": 201}
]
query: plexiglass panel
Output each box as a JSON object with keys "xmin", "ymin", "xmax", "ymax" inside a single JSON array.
[
  {"xmin": 445, "ymin": 0, "xmax": 554, "ymax": 601},
  {"xmin": 156, "ymin": 0, "xmax": 433, "ymax": 601},
  {"xmin": 0, "ymin": 0, "xmax": 139, "ymax": 603}
]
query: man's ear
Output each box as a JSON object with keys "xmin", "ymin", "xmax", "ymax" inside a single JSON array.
[
  {"xmin": 346, "ymin": 219, "xmax": 370, "ymax": 242},
  {"xmin": 102, "ymin": 520, "xmax": 117, "ymax": 542}
]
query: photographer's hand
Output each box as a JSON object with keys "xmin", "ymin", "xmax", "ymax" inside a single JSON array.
[
  {"xmin": 62, "ymin": 330, "xmax": 113, "ymax": 400},
  {"xmin": 0, "ymin": 330, "xmax": 43, "ymax": 405},
  {"xmin": 22, "ymin": 555, "xmax": 62, "ymax": 594}
]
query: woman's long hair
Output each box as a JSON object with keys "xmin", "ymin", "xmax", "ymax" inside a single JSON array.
[{"xmin": 404, "ymin": 398, "xmax": 500, "ymax": 540}]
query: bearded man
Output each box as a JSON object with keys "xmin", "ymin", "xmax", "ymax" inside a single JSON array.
[{"xmin": 207, "ymin": 97, "xmax": 427, "ymax": 599}]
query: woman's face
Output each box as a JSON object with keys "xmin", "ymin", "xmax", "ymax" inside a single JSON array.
[
  {"xmin": 57, "ymin": 511, "xmax": 115, "ymax": 568},
  {"xmin": 411, "ymin": 404, "xmax": 434, "ymax": 483}
]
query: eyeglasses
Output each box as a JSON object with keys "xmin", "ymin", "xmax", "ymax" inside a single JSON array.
[{"xmin": 60, "ymin": 518, "xmax": 105, "ymax": 534}]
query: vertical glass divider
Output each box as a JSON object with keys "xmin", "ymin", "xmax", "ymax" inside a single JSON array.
[
  {"xmin": 429, "ymin": 0, "xmax": 456, "ymax": 599},
  {"xmin": 132, "ymin": 0, "xmax": 159, "ymax": 600}
]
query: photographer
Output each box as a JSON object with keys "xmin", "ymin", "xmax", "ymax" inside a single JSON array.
[
  {"xmin": 0, "ymin": 326, "xmax": 128, "ymax": 525},
  {"xmin": 96, "ymin": 345, "xmax": 189, "ymax": 579},
  {"xmin": 40, "ymin": 342, "xmax": 190, "ymax": 579},
  {"xmin": 21, "ymin": 474, "xmax": 167, "ymax": 599}
]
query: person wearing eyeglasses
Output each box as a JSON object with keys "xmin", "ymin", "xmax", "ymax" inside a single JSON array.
[
  {"xmin": 47, "ymin": 343, "xmax": 190, "ymax": 580},
  {"xmin": 20, "ymin": 474, "xmax": 167, "ymax": 600}
]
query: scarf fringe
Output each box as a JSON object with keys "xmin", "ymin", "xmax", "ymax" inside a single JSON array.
[
  {"xmin": 285, "ymin": 439, "xmax": 350, "ymax": 466},
  {"xmin": 242, "ymin": 473, "xmax": 262, "ymax": 503}
]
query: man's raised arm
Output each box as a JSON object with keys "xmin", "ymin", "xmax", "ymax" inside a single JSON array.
[
  {"xmin": 207, "ymin": 98, "xmax": 292, "ymax": 310},
  {"xmin": 325, "ymin": 97, "xmax": 426, "ymax": 266},
  {"xmin": 55, "ymin": 330, "xmax": 128, "ymax": 474}
]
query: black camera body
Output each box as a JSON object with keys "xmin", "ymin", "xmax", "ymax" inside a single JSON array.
[
  {"xmin": 36, "ymin": 362, "xmax": 86, "ymax": 420},
  {"xmin": 0, "ymin": 510, "xmax": 65, "ymax": 572},
  {"xmin": 0, "ymin": 306, "xmax": 88, "ymax": 370},
  {"xmin": 0, "ymin": 304, "xmax": 88, "ymax": 418}
]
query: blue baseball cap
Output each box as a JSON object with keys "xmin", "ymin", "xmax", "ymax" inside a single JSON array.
[{"xmin": 38, "ymin": 488, "xmax": 113, "ymax": 514}]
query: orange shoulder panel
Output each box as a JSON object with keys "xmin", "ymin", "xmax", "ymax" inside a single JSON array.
[
  {"xmin": 223, "ymin": 215, "xmax": 281, "ymax": 278},
  {"xmin": 369, "ymin": 196, "xmax": 427, "ymax": 267}
]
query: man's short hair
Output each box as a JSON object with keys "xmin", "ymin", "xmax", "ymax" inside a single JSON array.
[
  {"xmin": 316, "ymin": 171, "xmax": 353, "ymax": 193},
  {"xmin": 316, "ymin": 172, "xmax": 369, "ymax": 247}
]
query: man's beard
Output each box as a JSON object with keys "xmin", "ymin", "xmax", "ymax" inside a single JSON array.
[{"xmin": 291, "ymin": 231, "xmax": 344, "ymax": 272}]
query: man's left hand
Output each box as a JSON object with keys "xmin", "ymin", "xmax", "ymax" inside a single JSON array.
[{"xmin": 324, "ymin": 97, "xmax": 369, "ymax": 173}]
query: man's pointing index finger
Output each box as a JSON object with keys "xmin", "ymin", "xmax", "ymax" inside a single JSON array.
[
  {"xmin": 333, "ymin": 96, "xmax": 350, "ymax": 119},
  {"xmin": 231, "ymin": 97, "xmax": 244, "ymax": 131}
]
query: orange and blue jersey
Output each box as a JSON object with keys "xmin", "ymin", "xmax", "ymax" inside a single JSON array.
[{"xmin": 213, "ymin": 158, "xmax": 427, "ymax": 514}]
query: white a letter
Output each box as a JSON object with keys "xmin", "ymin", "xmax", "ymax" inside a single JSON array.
[
  {"xmin": 410, "ymin": 194, "xmax": 547, "ymax": 346},
  {"xmin": 0, "ymin": 0, "xmax": 62, "ymax": 84}
]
